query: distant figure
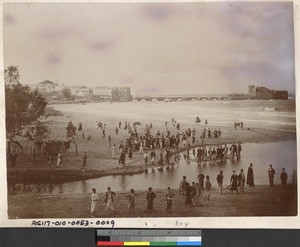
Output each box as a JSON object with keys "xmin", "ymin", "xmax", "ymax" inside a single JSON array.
[
  {"xmin": 150, "ymin": 150, "xmax": 156, "ymax": 165},
  {"xmin": 82, "ymin": 131, "xmax": 85, "ymax": 139},
  {"xmin": 198, "ymin": 173, "xmax": 205, "ymax": 188},
  {"xmin": 238, "ymin": 169, "xmax": 246, "ymax": 193},
  {"xmin": 146, "ymin": 187, "xmax": 156, "ymax": 212},
  {"xmin": 268, "ymin": 164, "xmax": 276, "ymax": 187},
  {"xmin": 56, "ymin": 151, "xmax": 62, "ymax": 168},
  {"xmin": 193, "ymin": 183, "xmax": 202, "ymax": 206},
  {"xmin": 280, "ymin": 168, "xmax": 288, "ymax": 185},
  {"xmin": 246, "ymin": 163, "xmax": 255, "ymax": 187},
  {"xmin": 292, "ymin": 170, "xmax": 297, "ymax": 184},
  {"xmin": 230, "ymin": 170, "xmax": 239, "ymax": 194},
  {"xmin": 179, "ymin": 176, "xmax": 188, "ymax": 195},
  {"xmin": 91, "ymin": 188, "xmax": 99, "ymax": 217},
  {"xmin": 119, "ymin": 152, "xmax": 126, "ymax": 168},
  {"xmin": 127, "ymin": 189, "xmax": 137, "ymax": 213},
  {"xmin": 205, "ymin": 119, "xmax": 208, "ymax": 125},
  {"xmin": 217, "ymin": 170, "xmax": 224, "ymax": 195},
  {"xmin": 47, "ymin": 155, "xmax": 53, "ymax": 167},
  {"xmin": 158, "ymin": 149, "xmax": 164, "ymax": 166},
  {"xmin": 204, "ymin": 176, "xmax": 212, "ymax": 200},
  {"xmin": 11, "ymin": 152, "xmax": 17, "ymax": 168},
  {"xmin": 166, "ymin": 187, "xmax": 175, "ymax": 213},
  {"xmin": 111, "ymin": 144, "xmax": 116, "ymax": 159},
  {"xmin": 82, "ymin": 151, "xmax": 87, "ymax": 169},
  {"xmin": 78, "ymin": 122, "xmax": 82, "ymax": 131},
  {"xmin": 107, "ymin": 135, "xmax": 112, "ymax": 148},
  {"xmin": 185, "ymin": 183, "xmax": 193, "ymax": 205},
  {"xmin": 115, "ymin": 127, "xmax": 119, "ymax": 135},
  {"xmin": 241, "ymin": 121, "xmax": 244, "ymax": 129},
  {"xmin": 144, "ymin": 151, "xmax": 148, "ymax": 166},
  {"xmin": 128, "ymin": 147, "xmax": 133, "ymax": 160},
  {"xmin": 139, "ymin": 142, "xmax": 144, "ymax": 154},
  {"xmin": 105, "ymin": 187, "xmax": 116, "ymax": 212}
]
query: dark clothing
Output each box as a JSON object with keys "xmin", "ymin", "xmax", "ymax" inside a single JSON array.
[
  {"xmin": 198, "ymin": 174, "xmax": 205, "ymax": 188},
  {"xmin": 105, "ymin": 191, "xmax": 116, "ymax": 202},
  {"xmin": 268, "ymin": 168, "xmax": 275, "ymax": 187},
  {"xmin": 146, "ymin": 191, "xmax": 156, "ymax": 211},
  {"xmin": 230, "ymin": 174, "xmax": 239, "ymax": 192},
  {"xmin": 217, "ymin": 174, "xmax": 224, "ymax": 184},
  {"xmin": 185, "ymin": 186, "xmax": 193, "ymax": 205},
  {"xmin": 246, "ymin": 167, "xmax": 254, "ymax": 186},
  {"xmin": 11, "ymin": 153, "xmax": 17, "ymax": 167},
  {"xmin": 280, "ymin": 172, "xmax": 288, "ymax": 185}
]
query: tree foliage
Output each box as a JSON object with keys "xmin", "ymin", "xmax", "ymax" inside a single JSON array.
[
  {"xmin": 25, "ymin": 121, "xmax": 50, "ymax": 142},
  {"xmin": 5, "ymin": 66, "xmax": 47, "ymax": 139},
  {"xmin": 66, "ymin": 121, "xmax": 78, "ymax": 156},
  {"xmin": 5, "ymin": 66, "xmax": 20, "ymax": 85},
  {"xmin": 62, "ymin": 87, "xmax": 72, "ymax": 100}
]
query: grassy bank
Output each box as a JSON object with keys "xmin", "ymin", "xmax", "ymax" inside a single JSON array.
[{"xmin": 8, "ymin": 185, "xmax": 297, "ymax": 218}]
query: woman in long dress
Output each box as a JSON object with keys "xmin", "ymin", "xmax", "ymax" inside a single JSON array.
[
  {"xmin": 246, "ymin": 163, "xmax": 255, "ymax": 187},
  {"xmin": 230, "ymin": 170, "xmax": 239, "ymax": 193}
]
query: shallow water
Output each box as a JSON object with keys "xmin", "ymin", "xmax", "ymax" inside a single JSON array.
[{"xmin": 8, "ymin": 140, "xmax": 296, "ymax": 195}]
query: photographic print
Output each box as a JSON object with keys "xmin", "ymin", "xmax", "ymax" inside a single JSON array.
[{"xmin": 3, "ymin": 1, "xmax": 298, "ymax": 223}]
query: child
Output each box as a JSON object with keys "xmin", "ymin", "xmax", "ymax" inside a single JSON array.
[
  {"xmin": 91, "ymin": 188, "xmax": 99, "ymax": 217},
  {"xmin": 205, "ymin": 175, "xmax": 212, "ymax": 200}
]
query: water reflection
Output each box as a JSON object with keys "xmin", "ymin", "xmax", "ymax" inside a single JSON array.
[
  {"xmin": 81, "ymin": 181, "xmax": 87, "ymax": 193},
  {"xmin": 8, "ymin": 140, "xmax": 297, "ymax": 196},
  {"xmin": 118, "ymin": 176, "xmax": 127, "ymax": 191}
]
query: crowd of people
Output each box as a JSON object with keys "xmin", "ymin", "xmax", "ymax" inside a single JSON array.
[{"xmin": 69, "ymin": 118, "xmax": 230, "ymax": 168}]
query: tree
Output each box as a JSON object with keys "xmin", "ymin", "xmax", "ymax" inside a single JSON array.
[
  {"xmin": 25, "ymin": 121, "xmax": 50, "ymax": 161},
  {"xmin": 5, "ymin": 66, "xmax": 20, "ymax": 85},
  {"xmin": 5, "ymin": 66, "xmax": 48, "ymax": 157},
  {"xmin": 62, "ymin": 87, "xmax": 72, "ymax": 100},
  {"xmin": 66, "ymin": 121, "xmax": 78, "ymax": 156}
]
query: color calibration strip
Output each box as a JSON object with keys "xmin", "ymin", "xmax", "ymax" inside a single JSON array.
[{"xmin": 97, "ymin": 229, "xmax": 202, "ymax": 246}]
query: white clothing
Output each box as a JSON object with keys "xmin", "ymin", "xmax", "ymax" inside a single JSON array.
[{"xmin": 91, "ymin": 193, "xmax": 99, "ymax": 213}]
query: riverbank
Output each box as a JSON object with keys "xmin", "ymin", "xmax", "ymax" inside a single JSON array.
[
  {"xmin": 7, "ymin": 184, "xmax": 297, "ymax": 218},
  {"xmin": 8, "ymin": 101, "xmax": 296, "ymax": 184},
  {"xmin": 8, "ymin": 125, "xmax": 296, "ymax": 184}
]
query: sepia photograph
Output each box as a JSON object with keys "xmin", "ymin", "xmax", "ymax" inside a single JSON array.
[{"xmin": 3, "ymin": 1, "xmax": 297, "ymax": 221}]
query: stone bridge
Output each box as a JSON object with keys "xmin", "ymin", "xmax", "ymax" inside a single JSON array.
[{"xmin": 132, "ymin": 96, "xmax": 229, "ymax": 102}]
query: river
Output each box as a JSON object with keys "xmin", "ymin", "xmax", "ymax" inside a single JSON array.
[{"xmin": 8, "ymin": 140, "xmax": 296, "ymax": 196}]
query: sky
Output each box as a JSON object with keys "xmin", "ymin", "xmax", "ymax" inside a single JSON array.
[{"xmin": 3, "ymin": 2, "xmax": 295, "ymax": 96}]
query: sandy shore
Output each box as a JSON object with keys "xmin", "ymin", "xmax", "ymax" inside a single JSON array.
[
  {"xmin": 8, "ymin": 103, "xmax": 296, "ymax": 183},
  {"xmin": 8, "ymin": 185, "xmax": 297, "ymax": 218}
]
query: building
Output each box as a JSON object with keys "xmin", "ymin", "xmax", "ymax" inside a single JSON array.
[
  {"xmin": 112, "ymin": 87, "xmax": 132, "ymax": 102},
  {"xmin": 70, "ymin": 86, "xmax": 81, "ymax": 96},
  {"xmin": 35, "ymin": 80, "xmax": 66, "ymax": 94},
  {"xmin": 247, "ymin": 85, "xmax": 288, "ymax": 100},
  {"xmin": 78, "ymin": 86, "xmax": 92, "ymax": 97},
  {"xmin": 93, "ymin": 86, "xmax": 112, "ymax": 100}
]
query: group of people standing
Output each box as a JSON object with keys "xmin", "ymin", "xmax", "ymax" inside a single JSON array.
[{"xmin": 90, "ymin": 186, "xmax": 176, "ymax": 216}]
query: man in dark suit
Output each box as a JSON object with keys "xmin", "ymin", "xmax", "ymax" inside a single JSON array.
[{"xmin": 268, "ymin": 164, "xmax": 276, "ymax": 187}]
